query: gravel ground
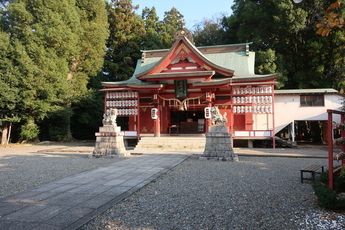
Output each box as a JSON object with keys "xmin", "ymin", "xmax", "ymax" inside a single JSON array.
[
  {"xmin": 0, "ymin": 143, "xmax": 123, "ymax": 198},
  {"xmin": 81, "ymin": 155, "xmax": 345, "ymax": 230}
]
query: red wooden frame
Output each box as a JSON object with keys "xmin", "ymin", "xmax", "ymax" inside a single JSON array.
[{"xmin": 327, "ymin": 109, "xmax": 345, "ymax": 189}]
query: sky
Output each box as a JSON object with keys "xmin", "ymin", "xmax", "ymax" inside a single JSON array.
[{"xmin": 132, "ymin": 0, "xmax": 234, "ymax": 29}]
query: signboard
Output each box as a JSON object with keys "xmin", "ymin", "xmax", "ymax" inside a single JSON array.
[{"xmin": 175, "ymin": 79, "xmax": 187, "ymax": 98}]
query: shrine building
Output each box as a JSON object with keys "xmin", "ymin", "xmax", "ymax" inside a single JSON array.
[
  {"xmin": 100, "ymin": 29, "xmax": 342, "ymax": 147},
  {"xmin": 101, "ymin": 29, "xmax": 278, "ymax": 144}
]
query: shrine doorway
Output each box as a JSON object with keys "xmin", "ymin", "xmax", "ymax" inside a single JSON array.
[{"xmin": 170, "ymin": 110, "xmax": 205, "ymax": 133}]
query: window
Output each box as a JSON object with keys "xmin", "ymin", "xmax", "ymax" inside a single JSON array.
[{"xmin": 300, "ymin": 94, "xmax": 324, "ymax": 107}]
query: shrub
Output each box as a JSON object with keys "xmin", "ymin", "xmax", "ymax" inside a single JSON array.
[
  {"xmin": 312, "ymin": 182, "xmax": 339, "ymax": 210},
  {"xmin": 312, "ymin": 167, "xmax": 345, "ymax": 210},
  {"xmin": 20, "ymin": 123, "xmax": 40, "ymax": 141}
]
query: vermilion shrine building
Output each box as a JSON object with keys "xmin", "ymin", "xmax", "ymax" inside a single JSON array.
[{"xmin": 101, "ymin": 29, "xmax": 280, "ymax": 145}]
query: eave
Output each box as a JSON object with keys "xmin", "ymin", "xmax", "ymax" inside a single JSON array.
[
  {"xmin": 141, "ymin": 71, "xmax": 216, "ymax": 81},
  {"xmin": 193, "ymin": 79, "xmax": 232, "ymax": 88},
  {"xmin": 101, "ymin": 82, "xmax": 166, "ymax": 90},
  {"xmin": 231, "ymin": 74, "xmax": 279, "ymax": 83}
]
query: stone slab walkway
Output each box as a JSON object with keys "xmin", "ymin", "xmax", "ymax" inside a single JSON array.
[{"xmin": 0, "ymin": 153, "xmax": 188, "ymax": 230}]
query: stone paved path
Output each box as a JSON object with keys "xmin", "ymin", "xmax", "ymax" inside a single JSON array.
[{"xmin": 0, "ymin": 153, "xmax": 188, "ymax": 230}]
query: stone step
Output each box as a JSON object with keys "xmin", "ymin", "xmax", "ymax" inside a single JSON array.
[
  {"xmin": 131, "ymin": 148, "xmax": 204, "ymax": 153},
  {"xmin": 133, "ymin": 137, "xmax": 206, "ymax": 152}
]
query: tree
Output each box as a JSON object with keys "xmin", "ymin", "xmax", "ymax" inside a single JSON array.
[
  {"xmin": 255, "ymin": 49, "xmax": 277, "ymax": 75},
  {"xmin": 315, "ymin": 0, "xmax": 344, "ymax": 36},
  {"xmin": 140, "ymin": 6, "xmax": 186, "ymax": 49},
  {"xmin": 313, "ymin": 0, "xmax": 345, "ymax": 91},
  {"xmin": 103, "ymin": 0, "xmax": 145, "ymax": 82},
  {"xmin": 0, "ymin": 30, "xmax": 21, "ymax": 144},
  {"xmin": 193, "ymin": 16, "xmax": 225, "ymax": 46},
  {"xmin": 0, "ymin": 0, "xmax": 109, "ymax": 141},
  {"xmin": 222, "ymin": 0, "xmax": 343, "ymax": 89},
  {"xmin": 141, "ymin": 6, "xmax": 165, "ymax": 50},
  {"xmin": 161, "ymin": 7, "xmax": 185, "ymax": 47}
]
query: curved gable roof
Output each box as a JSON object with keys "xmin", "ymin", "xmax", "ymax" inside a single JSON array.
[{"xmin": 135, "ymin": 35, "xmax": 235, "ymax": 79}]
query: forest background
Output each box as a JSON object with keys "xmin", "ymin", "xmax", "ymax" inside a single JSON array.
[{"xmin": 0, "ymin": 0, "xmax": 344, "ymax": 144}]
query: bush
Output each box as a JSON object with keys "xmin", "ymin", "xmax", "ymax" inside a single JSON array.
[
  {"xmin": 335, "ymin": 167, "xmax": 345, "ymax": 192},
  {"xmin": 312, "ymin": 167, "xmax": 345, "ymax": 210},
  {"xmin": 312, "ymin": 182, "xmax": 340, "ymax": 210},
  {"xmin": 20, "ymin": 123, "xmax": 40, "ymax": 141}
]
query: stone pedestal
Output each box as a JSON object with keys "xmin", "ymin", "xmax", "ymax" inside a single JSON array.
[
  {"xmin": 92, "ymin": 125, "xmax": 129, "ymax": 158},
  {"xmin": 200, "ymin": 125, "xmax": 239, "ymax": 161}
]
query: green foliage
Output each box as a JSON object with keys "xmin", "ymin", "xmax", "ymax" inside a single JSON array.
[
  {"xmin": 0, "ymin": 116, "xmax": 20, "ymax": 125},
  {"xmin": 255, "ymin": 49, "xmax": 277, "ymax": 74},
  {"xmin": 0, "ymin": 0, "xmax": 108, "ymax": 142},
  {"xmin": 192, "ymin": 16, "xmax": 224, "ymax": 46},
  {"xmin": 0, "ymin": 30, "xmax": 21, "ymax": 117},
  {"xmin": 335, "ymin": 167, "xmax": 345, "ymax": 192},
  {"xmin": 140, "ymin": 6, "xmax": 186, "ymax": 50},
  {"xmin": 103, "ymin": 0, "xmax": 145, "ymax": 82},
  {"xmin": 70, "ymin": 88, "xmax": 104, "ymax": 140},
  {"xmin": 222, "ymin": 0, "xmax": 343, "ymax": 89},
  {"xmin": 161, "ymin": 7, "xmax": 185, "ymax": 46},
  {"xmin": 312, "ymin": 182, "xmax": 344, "ymax": 210},
  {"xmin": 313, "ymin": 167, "xmax": 345, "ymax": 210},
  {"xmin": 20, "ymin": 123, "xmax": 39, "ymax": 141},
  {"xmin": 141, "ymin": 7, "xmax": 165, "ymax": 50}
]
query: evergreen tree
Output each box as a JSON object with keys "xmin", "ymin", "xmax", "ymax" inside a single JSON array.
[
  {"xmin": 255, "ymin": 49, "xmax": 277, "ymax": 75},
  {"xmin": 193, "ymin": 16, "xmax": 224, "ymax": 46},
  {"xmin": 161, "ymin": 7, "xmax": 185, "ymax": 47},
  {"xmin": 0, "ymin": 30, "xmax": 21, "ymax": 144},
  {"xmin": 222, "ymin": 0, "xmax": 343, "ymax": 89},
  {"xmin": 0, "ymin": 0, "xmax": 108, "ymax": 141},
  {"xmin": 103, "ymin": 0, "xmax": 145, "ymax": 81},
  {"xmin": 141, "ymin": 6, "xmax": 165, "ymax": 50}
]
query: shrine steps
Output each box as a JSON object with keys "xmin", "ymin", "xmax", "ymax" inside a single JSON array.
[
  {"xmin": 131, "ymin": 136, "xmax": 206, "ymax": 153},
  {"xmin": 274, "ymin": 137, "xmax": 297, "ymax": 148}
]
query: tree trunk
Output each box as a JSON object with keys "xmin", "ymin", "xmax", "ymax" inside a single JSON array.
[{"xmin": 1, "ymin": 123, "xmax": 10, "ymax": 145}]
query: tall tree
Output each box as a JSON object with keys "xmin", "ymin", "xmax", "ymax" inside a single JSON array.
[
  {"xmin": 103, "ymin": 0, "xmax": 145, "ymax": 81},
  {"xmin": 141, "ymin": 6, "xmax": 165, "ymax": 49},
  {"xmin": 193, "ymin": 16, "xmax": 225, "ymax": 46},
  {"xmin": 161, "ymin": 7, "xmax": 185, "ymax": 47},
  {"xmin": 1, "ymin": 0, "xmax": 108, "ymax": 141},
  {"xmin": 0, "ymin": 30, "xmax": 21, "ymax": 144},
  {"xmin": 223, "ymin": 0, "xmax": 343, "ymax": 89}
]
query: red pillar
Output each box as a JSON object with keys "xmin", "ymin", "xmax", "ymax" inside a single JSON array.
[
  {"xmin": 154, "ymin": 108, "xmax": 161, "ymax": 137},
  {"xmin": 328, "ymin": 110, "xmax": 334, "ymax": 189},
  {"xmin": 152, "ymin": 94, "xmax": 161, "ymax": 137},
  {"xmin": 205, "ymin": 93, "xmax": 213, "ymax": 133}
]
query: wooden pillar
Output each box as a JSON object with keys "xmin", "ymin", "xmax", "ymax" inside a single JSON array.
[
  {"xmin": 205, "ymin": 93, "xmax": 213, "ymax": 133},
  {"xmin": 154, "ymin": 105, "xmax": 160, "ymax": 137},
  {"xmin": 152, "ymin": 94, "xmax": 160, "ymax": 137},
  {"xmin": 328, "ymin": 110, "xmax": 334, "ymax": 189},
  {"xmin": 341, "ymin": 113, "xmax": 345, "ymax": 167},
  {"xmin": 154, "ymin": 114, "xmax": 160, "ymax": 137},
  {"xmin": 291, "ymin": 121, "xmax": 295, "ymax": 143}
]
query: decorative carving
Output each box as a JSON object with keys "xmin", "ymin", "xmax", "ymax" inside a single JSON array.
[
  {"xmin": 102, "ymin": 108, "xmax": 117, "ymax": 126},
  {"xmin": 211, "ymin": 106, "xmax": 228, "ymax": 125},
  {"xmin": 173, "ymin": 28, "xmax": 194, "ymax": 43}
]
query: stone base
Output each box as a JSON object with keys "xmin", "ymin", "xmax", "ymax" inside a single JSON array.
[
  {"xmin": 201, "ymin": 125, "xmax": 238, "ymax": 162},
  {"xmin": 199, "ymin": 156, "xmax": 239, "ymax": 162},
  {"xmin": 92, "ymin": 125, "xmax": 129, "ymax": 158}
]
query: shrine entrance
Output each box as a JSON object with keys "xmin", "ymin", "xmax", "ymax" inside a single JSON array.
[{"xmin": 170, "ymin": 110, "xmax": 205, "ymax": 134}]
